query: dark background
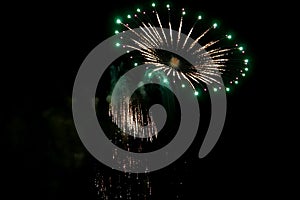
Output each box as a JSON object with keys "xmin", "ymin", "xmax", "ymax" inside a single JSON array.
[{"xmin": 3, "ymin": 0, "xmax": 296, "ymax": 199}]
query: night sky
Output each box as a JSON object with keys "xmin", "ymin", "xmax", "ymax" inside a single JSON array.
[{"xmin": 4, "ymin": 0, "xmax": 296, "ymax": 199}]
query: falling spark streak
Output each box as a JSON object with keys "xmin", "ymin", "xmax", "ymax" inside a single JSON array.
[
  {"xmin": 109, "ymin": 89, "xmax": 159, "ymax": 140},
  {"xmin": 182, "ymin": 27, "xmax": 194, "ymax": 48},
  {"xmin": 140, "ymin": 23, "xmax": 159, "ymax": 47},
  {"xmin": 182, "ymin": 17, "xmax": 201, "ymax": 49},
  {"xmin": 167, "ymin": 6, "xmax": 173, "ymax": 47},
  {"xmin": 152, "ymin": 66, "xmax": 166, "ymax": 72},
  {"xmin": 148, "ymin": 23, "xmax": 162, "ymax": 44},
  {"xmin": 169, "ymin": 21, "xmax": 173, "ymax": 47},
  {"xmin": 148, "ymin": 23, "xmax": 161, "ymax": 46},
  {"xmin": 180, "ymin": 72, "xmax": 196, "ymax": 90},
  {"xmin": 188, "ymin": 28, "xmax": 211, "ymax": 51},
  {"xmin": 166, "ymin": 68, "xmax": 172, "ymax": 76},
  {"xmin": 187, "ymin": 73, "xmax": 200, "ymax": 83},
  {"xmin": 155, "ymin": 12, "xmax": 168, "ymax": 46},
  {"xmin": 176, "ymin": 71, "xmax": 181, "ymax": 80},
  {"xmin": 177, "ymin": 16, "xmax": 183, "ymax": 49},
  {"xmin": 204, "ymin": 48, "xmax": 232, "ymax": 56},
  {"xmin": 163, "ymin": 68, "xmax": 169, "ymax": 72},
  {"xmin": 210, "ymin": 53, "xmax": 228, "ymax": 59},
  {"xmin": 193, "ymin": 40, "xmax": 220, "ymax": 54}
]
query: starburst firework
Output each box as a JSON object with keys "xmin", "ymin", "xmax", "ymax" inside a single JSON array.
[{"xmin": 114, "ymin": 2, "xmax": 250, "ymax": 93}]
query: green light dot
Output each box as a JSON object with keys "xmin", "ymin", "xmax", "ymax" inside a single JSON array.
[
  {"xmin": 115, "ymin": 42, "xmax": 121, "ymax": 47},
  {"xmin": 198, "ymin": 15, "xmax": 202, "ymax": 20},
  {"xmin": 116, "ymin": 19, "xmax": 122, "ymax": 24},
  {"xmin": 194, "ymin": 91, "xmax": 199, "ymax": 96},
  {"xmin": 181, "ymin": 84, "xmax": 185, "ymax": 88},
  {"xmin": 127, "ymin": 14, "xmax": 131, "ymax": 19},
  {"xmin": 114, "ymin": 30, "xmax": 119, "ymax": 34},
  {"xmin": 182, "ymin": 11, "xmax": 186, "ymax": 15},
  {"xmin": 227, "ymin": 34, "xmax": 232, "ymax": 39},
  {"xmin": 134, "ymin": 63, "xmax": 138, "ymax": 67},
  {"xmin": 152, "ymin": 3, "xmax": 156, "ymax": 7},
  {"xmin": 213, "ymin": 87, "xmax": 218, "ymax": 92},
  {"xmin": 213, "ymin": 22, "xmax": 218, "ymax": 29},
  {"xmin": 245, "ymin": 67, "xmax": 249, "ymax": 71},
  {"xmin": 242, "ymin": 73, "xmax": 246, "ymax": 77},
  {"xmin": 235, "ymin": 80, "xmax": 239, "ymax": 85},
  {"xmin": 166, "ymin": 4, "xmax": 170, "ymax": 8},
  {"xmin": 163, "ymin": 78, "xmax": 168, "ymax": 83},
  {"xmin": 244, "ymin": 59, "xmax": 249, "ymax": 63},
  {"xmin": 239, "ymin": 46, "xmax": 244, "ymax": 51},
  {"xmin": 137, "ymin": 8, "xmax": 141, "ymax": 12},
  {"xmin": 226, "ymin": 87, "xmax": 230, "ymax": 92}
]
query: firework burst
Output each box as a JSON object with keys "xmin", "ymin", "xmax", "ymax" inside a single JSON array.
[
  {"xmin": 92, "ymin": 3, "xmax": 251, "ymax": 199},
  {"xmin": 114, "ymin": 2, "xmax": 250, "ymax": 93},
  {"xmin": 107, "ymin": 2, "xmax": 251, "ymax": 141}
]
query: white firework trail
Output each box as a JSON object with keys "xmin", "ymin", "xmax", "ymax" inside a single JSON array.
[
  {"xmin": 104, "ymin": 61, "xmax": 160, "ymax": 142},
  {"xmin": 108, "ymin": 84, "xmax": 158, "ymax": 141}
]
